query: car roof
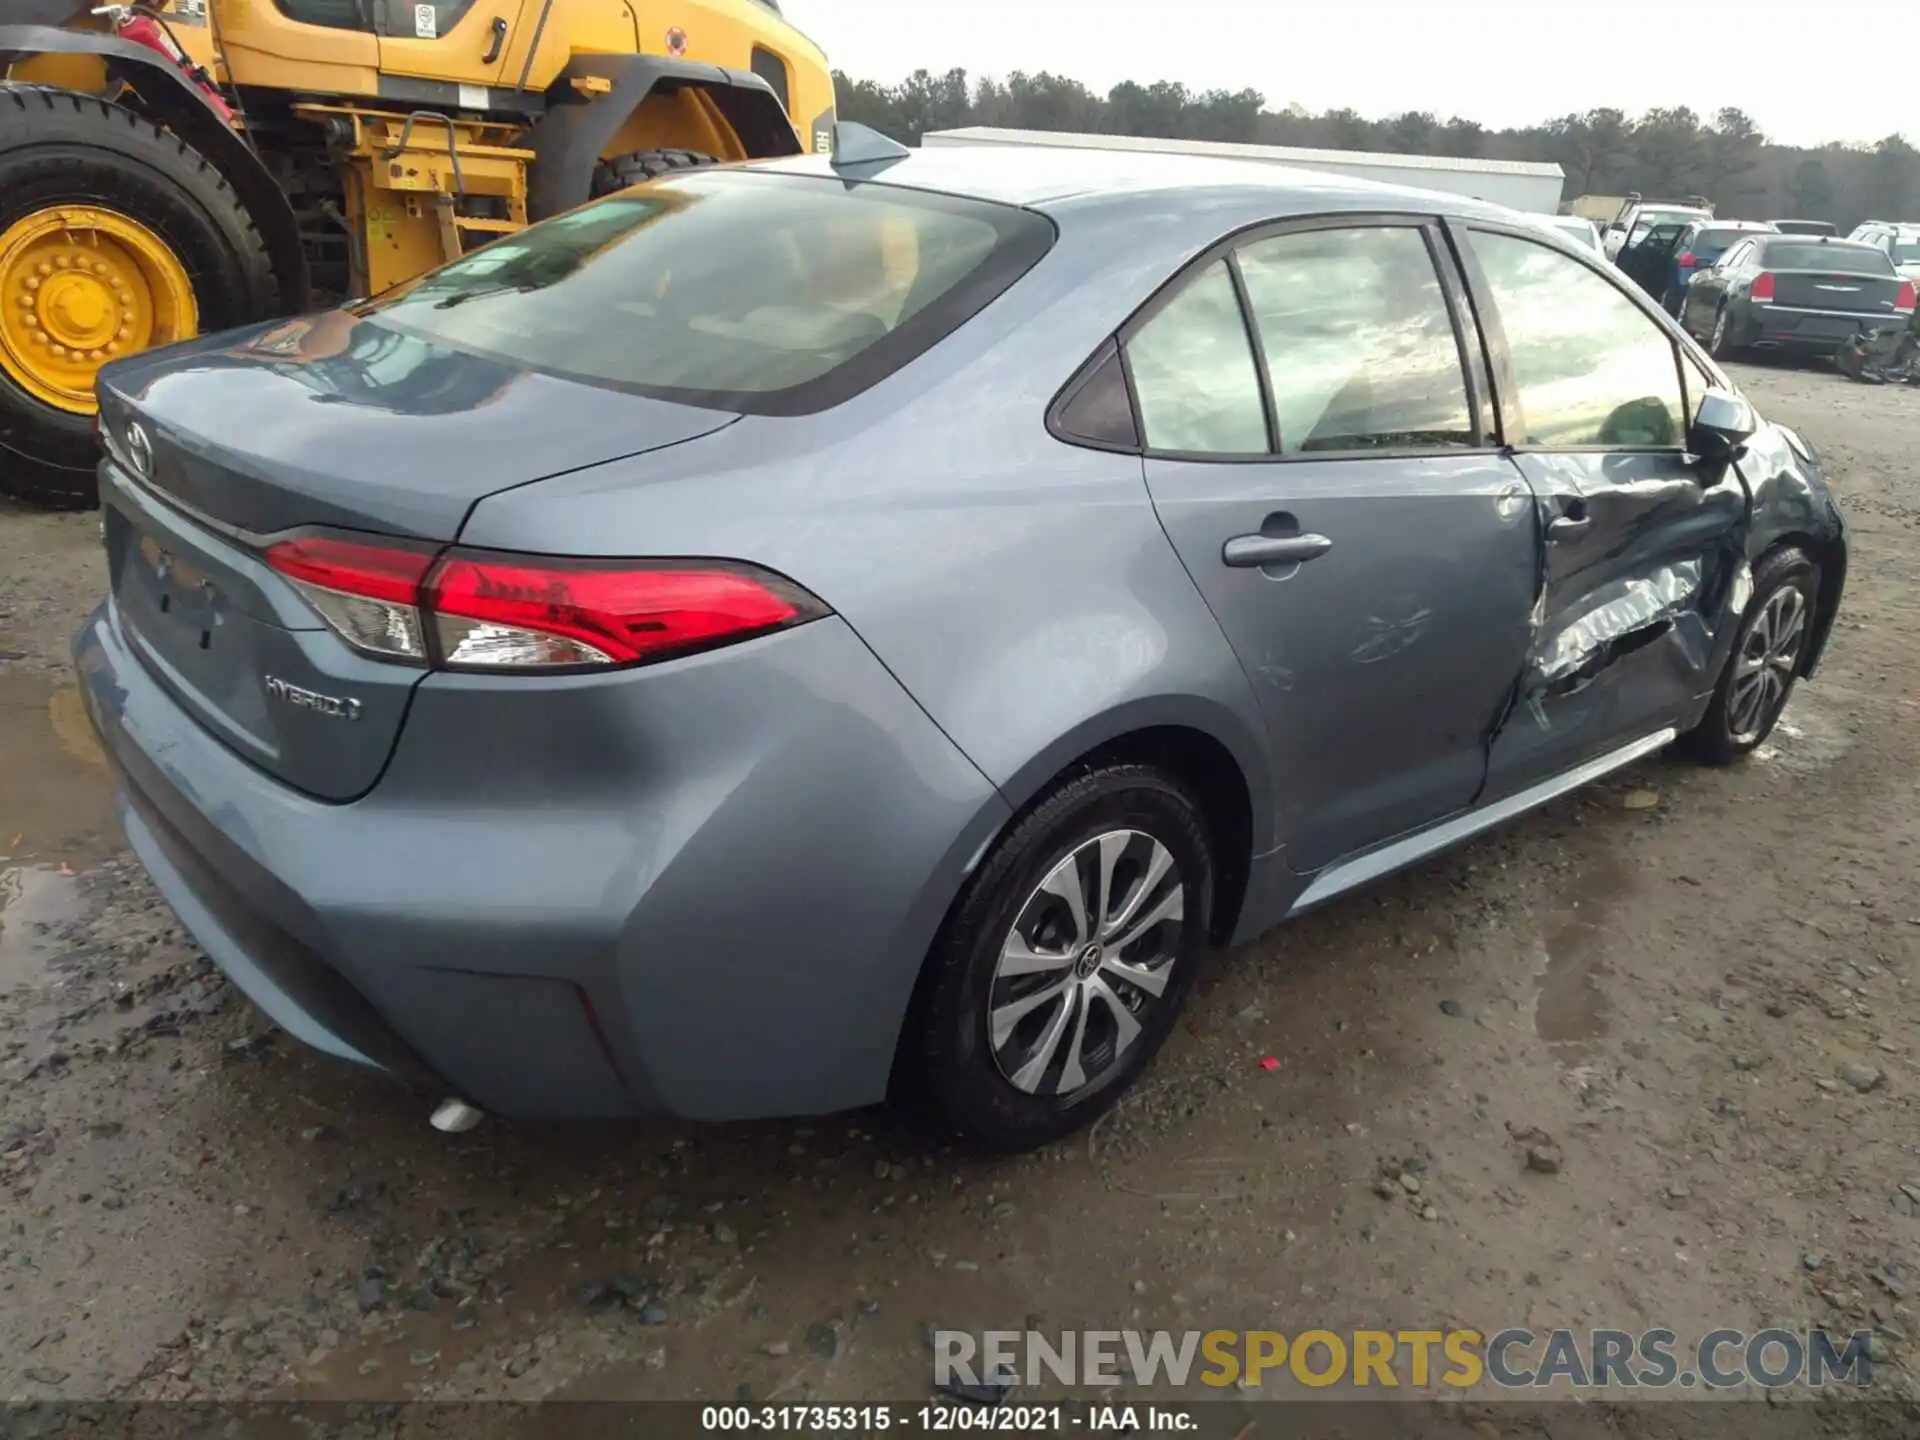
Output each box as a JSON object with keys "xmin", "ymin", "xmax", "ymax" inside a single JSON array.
[
  {"xmin": 1696, "ymin": 220, "xmax": 1773, "ymax": 231},
  {"xmin": 752, "ymin": 146, "xmax": 1514, "ymax": 222}
]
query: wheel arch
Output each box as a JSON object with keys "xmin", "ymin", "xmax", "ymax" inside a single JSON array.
[
  {"xmin": 523, "ymin": 54, "xmax": 800, "ymax": 222},
  {"xmin": 0, "ymin": 26, "xmax": 306, "ymax": 313},
  {"xmin": 985, "ymin": 700, "xmax": 1272, "ymax": 948}
]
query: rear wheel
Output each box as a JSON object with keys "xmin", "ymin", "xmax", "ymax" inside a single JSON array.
[
  {"xmin": 589, "ymin": 148, "xmax": 718, "ymax": 197},
  {"xmin": 0, "ymin": 85, "xmax": 278, "ymax": 510},
  {"xmin": 918, "ymin": 764, "xmax": 1215, "ymax": 1150}
]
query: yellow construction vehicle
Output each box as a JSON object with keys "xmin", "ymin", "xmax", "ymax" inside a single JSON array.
[{"xmin": 0, "ymin": 0, "xmax": 834, "ymax": 508}]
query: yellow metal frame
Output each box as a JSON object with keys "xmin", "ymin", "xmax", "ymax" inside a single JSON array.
[{"xmin": 295, "ymin": 103, "xmax": 533, "ymax": 296}]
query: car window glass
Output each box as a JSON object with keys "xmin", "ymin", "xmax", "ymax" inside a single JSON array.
[
  {"xmin": 1236, "ymin": 226, "xmax": 1473, "ymax": 453},
  {"xmin": 1468, "ymin": 229, "xmax": 1685, "ymax": 449},
  {"xmin": 1126, "ymin": 260, "xmax": 1269, "ymax": 455},
  {"xmin": 360, "ymin": 172, "xmax": 1051, "ymax": 413}
]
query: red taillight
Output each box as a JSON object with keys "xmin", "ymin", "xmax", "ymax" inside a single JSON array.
[
  {"xmin": 1897, "ymin": 279, "xmax": 1917, "ymax": 313},
  {"xmin": 266, "ymin": 536, "xmax": 437, "ymax": 662},
  {"xmin": 1751, "ymin": 272, "xmax": 1776, "ymax": 302},
  {"xmin": 267, "ymin": 536, "xmax": 435, "ymax": 606},
  {"xmin": 429, "ymin": 555, "xmax": 817, "ymax": 669},
  {"xmin": 1677, "ymin": 250, "xmax": 1697, "ymax": 268},
  {"xmin": 266, "ymin": 535, "xmax": 826, "ymax": 672}
]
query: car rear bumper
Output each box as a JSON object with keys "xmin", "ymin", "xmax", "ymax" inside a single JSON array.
[
  {"xmin": 75, "ymin": 596, "xmax": 1009, "ymax": 1122},
  {"xmin": 1744, "ymin": 305, "xmax": 1894, "ymax": 352}
]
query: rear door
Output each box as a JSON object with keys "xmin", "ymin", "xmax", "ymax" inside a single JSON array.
[
  {"xmin": 1680, "ymin": 238, "xmax": 1751, "ymax": 333},
  {"xmin": 1452, "ymin": 222, "xmax": 1749, "ymax": 797},
  {"xmin": 1136, "ymin": 218, "xmax": 1538, "ymax": 872}
]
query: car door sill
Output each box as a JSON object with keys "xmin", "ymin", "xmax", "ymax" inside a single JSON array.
[{"xmin": 1286, "ymin": 727, "xmax": 1678, "ymax": 916}]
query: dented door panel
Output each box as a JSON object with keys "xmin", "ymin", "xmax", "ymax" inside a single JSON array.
[
  {"xmin": 1145, "ymin": 453, "xmax": 1538, "ymax": 872},
  {"xmin": 1485, "ymin": 449, "xmax": 1748, "ymax": 797}
]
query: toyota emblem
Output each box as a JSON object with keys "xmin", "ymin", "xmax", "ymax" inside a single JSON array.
[{"xmin": 125, "ymin": 420, "xmax": 154, "ymax": 479}]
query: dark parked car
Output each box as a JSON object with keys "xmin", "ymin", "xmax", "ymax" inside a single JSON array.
[
  {"xmin": 1618, "ymin": 219, "xmax": 1776, "ymax": 314},
  {"xmin": 75, "ymin": 143, "xmax": 1850, "ymax": 1149},
  {"xmin": 1678, "ymin": 234, "xmax": 1917, "ymax": 360},
  {"xmin": 1770, "ymin": 219, "xmax": 1838, "ymax": 238}
]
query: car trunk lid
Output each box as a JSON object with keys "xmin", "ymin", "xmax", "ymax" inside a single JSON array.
[
  {"xmin": 94, "ymin": 314, "xmax": 738, "ymax": 800},
  {"xmin": 1768, "ymin": 268, "xmax": 1907, "ymax": 315},
  {"xmin": 95, "ymin": 315, "xmax": 737, "ymax": 539}
]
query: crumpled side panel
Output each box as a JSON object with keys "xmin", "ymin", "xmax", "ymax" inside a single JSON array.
[{"xmin": 1533, "ymin": 560, "xmax": 1703, "ymax": 691}]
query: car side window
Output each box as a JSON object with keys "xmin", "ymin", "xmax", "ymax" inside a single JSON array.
[
  {"xmin": 1716, "ymin": 241, "xmax": 1750, "ymax": 271},
  {"xmin": 1125, "ymin": 260, "xmax": 1269, "ymax": 455},
  {"xmin": 1467, "ymin": 229, "xmax": 1686, "ymax": 450},
  {"xmin": 1235, "ymin": 226, "xmax": 1474, "ymax": 453}
]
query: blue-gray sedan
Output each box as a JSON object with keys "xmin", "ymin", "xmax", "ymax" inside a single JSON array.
[{"xmin": 74, "ymin": 142, "xmax": 1848, "ymax": 1149}]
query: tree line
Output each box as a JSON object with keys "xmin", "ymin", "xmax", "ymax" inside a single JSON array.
[{"xmin": 833, "ymin": 68, "xmax": 1918, "ymax": 228}]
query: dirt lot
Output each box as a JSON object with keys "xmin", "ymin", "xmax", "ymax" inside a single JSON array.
[{"xmin": 2, "ymin": 362, "xmax": 1918, "ymax": 1415}]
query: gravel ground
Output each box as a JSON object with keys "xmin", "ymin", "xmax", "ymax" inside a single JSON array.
[{"xmin": 2, "ymin": 362, "xmax": 1918, "ymax": 1419}]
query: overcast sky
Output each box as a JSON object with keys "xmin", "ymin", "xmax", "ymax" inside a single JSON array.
[{"xmin": 799, "ymin": 0, "xmax": 1906, "ymax": 151}]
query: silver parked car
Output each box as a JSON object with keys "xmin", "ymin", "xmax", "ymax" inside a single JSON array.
[{"xmin": 77, "ymin": 139, "xmax": 1848, "ymax": 1150}]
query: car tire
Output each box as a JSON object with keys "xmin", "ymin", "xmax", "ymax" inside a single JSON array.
[
  {"xmin": 0, "ymin": 85, "xmax": 280, "ymax": 510},
  {"xmin": 1708, "ymin": 304, "xmax": 1743, "ymax": 362},
  {"xmin": 589, "ymin": 148, "xmax": 717, "ymax": 197},
  {"xmin": 918, "ymin": 764, "xmax": 1215, "ymax": 1151},
  {"xmin": 1676, "ymin": 546, "xmax": 1817, "ymax": 765}
]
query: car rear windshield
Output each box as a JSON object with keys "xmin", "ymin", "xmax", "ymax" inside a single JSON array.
[
  {"xmin": 1759, "ymin": 242, "xmax": 1895, "ymax": 275},
  {"xmin": 357, "ymin": 171, "xmax": 1055, "ymax": 414},
  {"xmin": 1893, "ymin": 239, "xmax": 1920, "ymax": 264},
  {"xmin": 1696, "ymin": 228, "xmax": 1762, "ymax": 251}
]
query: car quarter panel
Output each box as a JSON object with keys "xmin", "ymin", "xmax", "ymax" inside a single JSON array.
[{"xmin": 78, "ymin": 597, "xmax": 1009, "ymax": 1120}]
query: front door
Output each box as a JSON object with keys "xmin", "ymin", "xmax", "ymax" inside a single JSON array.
[
  {"xmin": 1129, "ymin": 220, "xmax": 1537, "ymax": 872},
  {"xmin": 1616, "ymin": 221, "xmax": 1690, "ymax": 306},
  {"xmin": 376, "ymin": 0, "xmax": 528, "ymax": 90},
  {"xmin": 1453, "ymin": 223, "xmax": 1750, "ymax": 797}
]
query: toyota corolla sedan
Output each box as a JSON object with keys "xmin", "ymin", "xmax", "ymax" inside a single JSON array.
[{"xmin": 75, "ymin": 138, "xmax": 1848, "ymax": 1150}]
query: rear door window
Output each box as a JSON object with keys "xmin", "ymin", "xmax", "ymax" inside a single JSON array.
[
  {"xmin": 1235, "ymin": 225, "xmax": 1474, "ymax": 453},
  {"xmin": 359, "ymin": 171, "xmax": 1054, "ymax": 414},
  {"xmin": 1125, "ymin": 261, "xmax": 1269, "ymax": 455},
  {"xmin": 1467, "ymin": 229, "xmax": 1685, "ymax": 450}
]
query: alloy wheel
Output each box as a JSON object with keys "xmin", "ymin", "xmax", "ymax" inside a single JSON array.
[
  {"xmin": 988, "ymin": 829, "xmax": 1185, "ymax": 1097},
  {"xmin": 1727, "ymin": 584, "xmax": 1807, "ymax": 743}
]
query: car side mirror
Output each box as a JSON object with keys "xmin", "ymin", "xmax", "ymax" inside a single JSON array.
[{"xmin": 1690, "ymin": 387, "xmax": 1756, "ymax": 463}]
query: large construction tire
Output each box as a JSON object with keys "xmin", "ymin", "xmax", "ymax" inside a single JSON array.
[
  {"xmin": 589, "ymin": 148, "xmax": 718, "ymax": 198},
  {"xmin": 0, "ymin": 85, "xmax": 279, "ymax": 510}
]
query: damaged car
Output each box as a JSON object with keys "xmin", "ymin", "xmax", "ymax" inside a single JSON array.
[{"xmin": 75, "ymin": 142, "xmax": 1847, "ymax": 1151}]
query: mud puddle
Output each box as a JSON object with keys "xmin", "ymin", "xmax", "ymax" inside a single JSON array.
[{"xmin": 1, "ymin": 669, "xmax": 117, "ymax": 998}]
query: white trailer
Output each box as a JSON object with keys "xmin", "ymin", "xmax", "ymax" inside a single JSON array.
[{"xmin": 922, "ymin": 126, "xmax": 1565, "ymax": 214}]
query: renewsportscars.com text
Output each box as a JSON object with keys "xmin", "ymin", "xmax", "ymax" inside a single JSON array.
[{"xmin": 934, "ymin": 1327, "xmax": 1878, "ymax": 1390}]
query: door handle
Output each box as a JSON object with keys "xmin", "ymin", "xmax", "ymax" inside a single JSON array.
[
  {"xmin": 1546, "ymin": 514, "xmax": 1592, "ymax": 541},
  {"xmin": 1222, "ymin": 533, "xmax": 1333, "ymax": 568},
  {"xmin": 482, "ymin": 15, "xmax": 508, "ymax": 63}
]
